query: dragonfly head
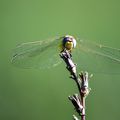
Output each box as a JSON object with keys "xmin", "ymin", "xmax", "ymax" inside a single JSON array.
[{"xmin": 62, "ymin": 35, "xmax": 76, "ymax": 51}]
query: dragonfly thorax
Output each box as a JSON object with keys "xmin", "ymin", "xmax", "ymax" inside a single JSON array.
[{"xmin": 62, "ymin": 35, "xmax": 76, "ymax": 51}]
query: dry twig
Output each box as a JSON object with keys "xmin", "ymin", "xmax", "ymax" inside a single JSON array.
[{"xmin": 60, "ymin": 50, "xmax": 92, "ymax": 120}]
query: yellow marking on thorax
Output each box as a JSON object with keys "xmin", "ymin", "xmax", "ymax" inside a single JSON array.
[
  {"xmin": 58, "ymin": 41, "xmax": 73, "ymax": 52},
  {"xmin": 65, "ymin": 41, "xmax": 73, "ymax": 51}
]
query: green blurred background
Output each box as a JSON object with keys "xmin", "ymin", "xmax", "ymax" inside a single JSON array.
[{"xmin": 0, "ymin": 0, "xmax": 120, "ymax": 120}]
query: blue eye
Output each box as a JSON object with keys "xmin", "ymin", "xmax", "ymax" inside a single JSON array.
[{"xmin": 62, "ymin": 37, "xmax": 69, "ymax": 47}]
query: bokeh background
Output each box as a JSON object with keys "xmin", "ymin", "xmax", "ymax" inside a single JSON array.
[{"xmin": 0, "ymin": 0, "xmax": 120, "ymax": 120}]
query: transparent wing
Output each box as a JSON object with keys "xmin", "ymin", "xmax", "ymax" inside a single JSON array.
[
  {"xmin": 72, "ymin": 38, "xmax": 120, "ymax": 74},
  {"xmin": 12, "ymin": 37, "xmax": 63, "ymax": 69}
]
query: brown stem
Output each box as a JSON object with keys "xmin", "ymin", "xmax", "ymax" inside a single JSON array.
[
  {"xmin": 81, "ymin": 96, "xmax": 86, "ymax": 120},
  {"xmin": 60, "ymin": 50, "xmax": 91, "ymax": 120}
]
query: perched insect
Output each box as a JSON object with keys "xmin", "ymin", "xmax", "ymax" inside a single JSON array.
[{"xmin": 12, "ymin": 35, "xmax": 120, "ymax": 74}]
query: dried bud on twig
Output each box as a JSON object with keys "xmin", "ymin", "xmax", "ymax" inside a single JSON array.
[
  {"xmin": 60, "ymin": 50, "xmax": 77, "ymax": 76},
  {"xmin": 79, "ymin": 72, "xmax": 92, "ymax": 97},
  {"xmin": 68, "ymin": 94, "xmax": 83, "ymax": 115}
]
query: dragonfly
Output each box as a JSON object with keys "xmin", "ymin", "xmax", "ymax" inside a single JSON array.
[{"xmin": 12, "ymin": 35, "xmax": 120, "ymax": 74}]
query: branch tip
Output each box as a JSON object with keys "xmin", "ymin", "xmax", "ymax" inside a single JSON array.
[{"xmin": 73, "ymin": 115, "xmax": 79, "ymax": 120}]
